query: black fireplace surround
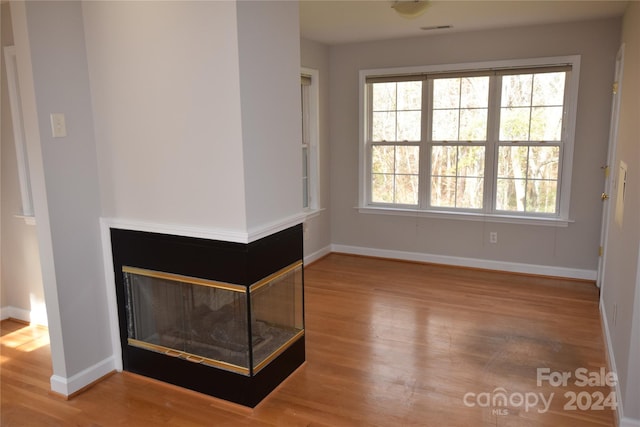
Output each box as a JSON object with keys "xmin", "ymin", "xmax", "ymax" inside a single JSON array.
[{"xmin": 110, "ymin": 224, "xmax": 305, "ymax": 407}]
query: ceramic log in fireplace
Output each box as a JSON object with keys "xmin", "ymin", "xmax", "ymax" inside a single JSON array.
[{"xmin": 110, "ymin": 224, "xmax": 305, "ymax": 407}]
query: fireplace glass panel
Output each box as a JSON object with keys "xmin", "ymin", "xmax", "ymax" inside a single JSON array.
[
  {"xmin": 123, "ymin": 267, "xmax": 250, "ymax": 374},
  {"xmin": 250, "ymin": 264, "xmax": 304, "ymax": 372}
]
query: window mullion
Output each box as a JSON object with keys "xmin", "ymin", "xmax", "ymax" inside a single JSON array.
[
  {"xmin": 420, "ymin": 79, "xmax": 432, "ymax": 210},
  {"xmin": 366, "ymin": 84, "xmax": 374, "ymax": 205},
  {"xmin": 485, "ymin": 75, "xmax": 502, "ymax": 214}
]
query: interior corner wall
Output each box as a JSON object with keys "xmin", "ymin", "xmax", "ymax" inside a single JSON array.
[
  {"xmin": 0, "ymin": 2, "xmax": 45, "ymax": 323},
  {"xmin": 15, "ymin": 0, "xmax": 112, "ymax": 385},
  {"xmin": 300, "ymin": 38, "xmax": 331, "ymax": 260},
  {"xmin": 82, "ymin": 1, "xmax": 247, "ymax": 232},
  {"xmin": 328, "ymin": 18, "xmax": 621, "ymax": 273},
  {"xmin": 236, "ymin": 1, "xmax": 303, "ymax": 234}
]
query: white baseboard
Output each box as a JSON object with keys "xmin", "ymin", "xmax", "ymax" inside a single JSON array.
[
  {"xmin": 600, "ymin": 300, "xmax": 640, "ymax": 427},
  {"xmin": 304, "ymin": 245, "xmax": 331, "ymax": 266},
  {"xmin": 50, "ymin": 356, "xmax": 116, "ymax": 397},
  {"xmin": 0, "ymin": 305, "xmax": 48, "ymax": 326},
  {"xmin": 331, "ymin": 244, "xmax": 597, "ymax": 281}
]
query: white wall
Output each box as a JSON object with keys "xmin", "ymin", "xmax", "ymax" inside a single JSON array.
[
  {"xmin": 236, "ymin": 1, "xmax": 303, "ymax": 234},
  {"xmin": 301, "ymin": 38, "xmax": 331, "ymax": 261},
  {"xmin": 328, "ymin": 18, "xmax": 621, "ymax": 276},
  {"xmin": 0, "ymin": 2, "xmax": 45, "ymax": 325},
  {"xmin": 601, "ymin": 2, "xmax": 640, "ymax": 424},
  {"xmin": 83, "ymin": 1, "xmax": 248, "ymax": 233}
]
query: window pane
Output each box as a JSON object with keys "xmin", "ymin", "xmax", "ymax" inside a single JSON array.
[
  {"xmin": 372, "ymin": 145, "xmax": 419, "ymax": 205},
  {"xmin": 397, "ymin": 81, "xmax": 422, "ymax": 110},
  {"xmin": 302, "ymin": 147, "xmax": 309, "ymax": 209},
  {"xmin": 460, "ymin": 77, "xmax": 489, "ymax": 108},
  {"xmin": 530, "ymin": 106, "xmax": 563, "ymax": 141},
  {"xmin": 458, "ymin": 146, "xmax": 485, "ymax": 177},
  {"xmin": 302, "ymin": 177, "xmax": 309, "ymax": 209},
  {"xmin": 500, "ymin": 72, "xmax": 566, "ymax": 143},
  {"xmin": 459, "ymin": 109, "xmax": 488, "ymax": 141},
  {"xmin": 496, "ymin": 145, "xmax": 559, "ymax": 214},
  {"xmin": 528, "ymin": 146, "xmax": 559, "ymax": 180},
  {"xmin": 372, "ymin": 82, "xmax": 396, "ymax": 111},
  {"xmin": 433, "ymin": 78, "xmax": 460, "ymax": 109},
  {"xmin": 397, "ymin": 111, "xmax": 421, "ymax": 141},
  {"xmin": 432, "ymin": 110, "xmax": 459, "ymax": 141},
  {"xmin": 372, "ymin": 173, "xmax": 394, "ymax": 203},
  {"xmin": 499, "ymin": 107, "xmax": 530, "ymax": 141},
  {"xmin": 372, "ymin": 81, "xmax": 422, "ymax": 142},
  {"xmin": 430, "ymin": 145, "xmax": 484, "ymax": 209},
  {"xmin": 526, "ymin": 180, "xmax": 557, "ymax": 213},
  {"xmin": 501, "ymin": 74, "xmax": 532, "ymax": 107},
  {"xmin": 434, "ymin": 77, "xmax": 489, "ymax": 143},
  {"xmin": 431, "ymin": 145, "xmax": 457, "ymax": 176},
  {"xmin": 302, "ymin": 147, "xmax": 309, "ymax": 177},
  {"xmin": 431, "ymin": 176, "xmax": 456, "ymax": 207},
  {"xmin": 372, "ymin": 145, "xmax": 395, "ymax": 173},
  {"xmin": 498, "ymin": 146, "xmax": 528, "ymax": 179},
  {"xmin": 496, "ymin": 178, "xmax": 526, "ymax": 211},
  {"xmin": 457, "ymin": 177, "xmax": 484, "ymax": 209},
  {"xmin": 532, "ymin": 72, "xmax": 566, "ymax": 106},
  {"xmin": 395, "ymin": 175, "xmax": 419, "ymax": 205},
  {"xmin": 396, "ymin": 146, "xmax": 419, "ymax": 174},
  {"xmin": 372, "ymin": 111, "xmax": 396, "ymax": 141}
]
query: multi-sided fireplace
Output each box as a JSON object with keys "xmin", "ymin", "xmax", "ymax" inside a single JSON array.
[{"xmin": 110, "ymin": 224, "xmax": 305, "ymax": 407}]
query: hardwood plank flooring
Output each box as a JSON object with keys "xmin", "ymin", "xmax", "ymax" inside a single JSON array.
[{"xmin": 1, "ymin": 254, "xmax": 615, "ymax": 426}]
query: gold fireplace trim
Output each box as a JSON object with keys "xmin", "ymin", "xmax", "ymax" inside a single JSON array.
[
  {"xmin": 249, "ymin": 261, "xmax": 303, "ymax": 294},
  {"xmin": 124, "ymin": 261, "xmax": 304, "ymax": 376},
  {"xmin": 128, "ymin": 329, "xmax": 304, "ymax": 376},
  {"xmin": 253, "ymin": 329, "xmax": 305, "ymax": 374},
  {"xmin": 128, "ymin": 338, "xmax": 251, "ymax": 376},
  {"xmin": 122, "ymin": 266, "xmax": 246, "ymax": 293}
]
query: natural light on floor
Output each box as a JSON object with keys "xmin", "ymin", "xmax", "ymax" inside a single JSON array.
[{"xmin": 0, "ymin": 323, "xmax": 50, "ymax": 355}]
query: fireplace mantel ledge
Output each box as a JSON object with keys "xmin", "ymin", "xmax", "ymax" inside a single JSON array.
[{"xmin": 100, "ymin": 213, "xmax": 307, "ymax": 245}]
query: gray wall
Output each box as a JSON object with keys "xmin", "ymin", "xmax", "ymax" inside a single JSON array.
[
  {"xmin": 0, "ymin": 2, "xmax": 45, "ymax": 323},
  {"xmin": 237, "ymin": 1, "xmax": 303, "ymax": 232},
  {"xmin": 301, "ymin": 38, "xmax": 331, "ymax": 261},
  {"xmin": 601, "ymin": 2, "xmax": 640, "ymax": 422},
  {"xmin": 328, "ymin": 18, "xmax": 621, "ymax": 273},
  {"xmin": 12, "ymin": 0, "xmax": 111, "ymax": 384}
]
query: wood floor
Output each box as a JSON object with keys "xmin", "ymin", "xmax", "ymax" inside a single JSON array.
[{"xmin": 1, "ymin": 254, "xmax": 615, "ymax": 426}]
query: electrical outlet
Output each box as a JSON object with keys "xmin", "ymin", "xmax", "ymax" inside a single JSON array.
[
  {"xmin": 489, "ymin": 231, "xmax": 498, "ymax": 244},
  {"xmin": 50, "ymin": 113, "xmax": 67, "ymax": 138}
]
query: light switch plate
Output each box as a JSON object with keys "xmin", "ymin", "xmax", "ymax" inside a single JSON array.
[{"xmin": 50, "ymin": 113, "xmax": 67, "ymax": 138}]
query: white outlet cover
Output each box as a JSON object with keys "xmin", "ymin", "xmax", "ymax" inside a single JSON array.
[{"xmin": 50, "ymin": 113, "xmax": 67, "ymax": 138}]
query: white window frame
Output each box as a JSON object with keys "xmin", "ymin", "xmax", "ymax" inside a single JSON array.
[
  {"xmin": 302, "ymin": 67, "xmax": 320, "ymax": 214},
  {"xmin": 358, "ymin": 56, "xmax": 580, "ymax": 226},
  {"xmin": 4, "ymin": 46, "xmax": 35, "ymax": 225}
]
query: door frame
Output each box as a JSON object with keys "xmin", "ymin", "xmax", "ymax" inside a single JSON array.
[{"xmin": 597, "ymin": 44, "xmax": 625, "ymax": 289}]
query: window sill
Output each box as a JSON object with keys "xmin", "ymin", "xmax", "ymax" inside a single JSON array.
[
  {"xmin": 357, "ymin": 206, "xmax": 572, "ymax": 227},
  {"xmin": 14, "ymin": 214, "xmax": 36, "ymax": 226}
]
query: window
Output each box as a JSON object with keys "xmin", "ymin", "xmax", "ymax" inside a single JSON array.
[
  {"xmin": 301, "ymin": 68, "xmax": 320, "ymax": 211},
  {"xmin": 360, "ymin": 57, "xmax": 579, "ymax": 223},
  {"xmin": 4, "ymin": 46, "xmax": 35, "ymax": 225}
]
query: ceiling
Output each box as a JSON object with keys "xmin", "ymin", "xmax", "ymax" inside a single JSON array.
[{"xmin": 299, "ymin": 0, "xmax": 629, "ymax": 45}]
